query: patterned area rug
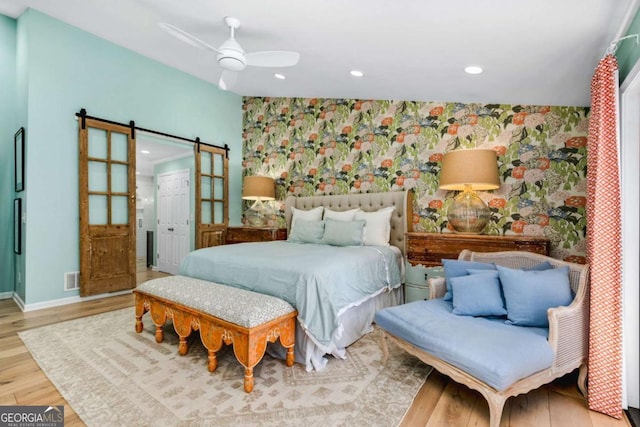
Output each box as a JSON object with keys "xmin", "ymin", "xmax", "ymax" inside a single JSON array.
[{"xmin": 19, "ymin": 308, "xmax": 431, "ymax": 427}]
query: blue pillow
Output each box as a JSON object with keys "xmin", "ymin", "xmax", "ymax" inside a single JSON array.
[
  {"xmin": 497, "ymin": 265, "xmax": 573, "ymax": 327},
  {"xmin": 287, "ymin": 219, "xmax": 325, "ymax": 244},
  {"xmin": 322, "ymin": 218, "xmax": 366, "ymax": 246},
  {"xmin": 450, "ymin": 270, "xmax": 507, "ymax": 317},
  {"xmin": 441, "ymin": 259, "xmax": 496, "ymax": 301}
]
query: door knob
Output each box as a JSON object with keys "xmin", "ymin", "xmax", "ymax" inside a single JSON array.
[{"xmin": 168, "ymin": 227, "xmax": 174, "ymax": 231}]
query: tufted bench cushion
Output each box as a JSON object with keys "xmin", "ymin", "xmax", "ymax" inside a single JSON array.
[
  {"xmin": 137, "ymin": 276, "xmax": 295, "ymax": 327},
  {"xmin": 134, "ymin": 275, "xmax": 297, "ymax": 393}
]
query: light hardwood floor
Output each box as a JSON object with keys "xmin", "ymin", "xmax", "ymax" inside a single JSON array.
[{"xmin": 0, "ymin": 269, "xmax": 631, "ymax": 427}]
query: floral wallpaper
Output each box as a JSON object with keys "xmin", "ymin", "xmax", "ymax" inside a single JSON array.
[{"xmin": 242, "ymin": 97, "xmax": 589, "ymax": 262}]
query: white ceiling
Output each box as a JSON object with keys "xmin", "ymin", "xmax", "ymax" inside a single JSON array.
[{"xmin": 0, "ymin": 0, "xmax": 637, "ymax": 106}]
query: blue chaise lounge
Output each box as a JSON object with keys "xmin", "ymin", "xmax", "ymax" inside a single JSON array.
[{"xmin": 375, "ymin": 250, "xmax": 590, "ymax": 427}]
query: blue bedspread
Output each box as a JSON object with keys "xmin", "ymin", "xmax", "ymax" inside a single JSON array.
[{"xmin": 179, "ymin": 241, "xmax": 402, "ymax": 350}]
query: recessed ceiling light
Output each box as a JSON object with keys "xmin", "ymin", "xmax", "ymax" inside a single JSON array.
[
  {"xmin": 464, "ymin": 65, "xmax": 483, "ymax": 75},
  {"xmin": 140, "ymin": 150, "xmax": 150, "ymax": 154},
  {"xmin": 350, "ymin": 70, "xmax": 364, "ymax": 77},
  {"xmin": 274, "ymin": 73, "xmax": 286, "ymax": 80}
]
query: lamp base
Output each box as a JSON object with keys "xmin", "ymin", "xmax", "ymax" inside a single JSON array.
[
  {"xmin": 246, "ymin": 210, "xmax": 267, "ymax": 227},
  {"xmin": 244, "ymin": 200, "xmax": 269, "ymax": 227},
  {"xmin": 447, "ymin": 188, "xmax": 491, "ymax": 234}
]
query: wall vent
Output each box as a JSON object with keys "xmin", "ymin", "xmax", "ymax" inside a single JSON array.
[{"xmin": 64, "ymin": 271, "xmax": 80, "ymax": 291}]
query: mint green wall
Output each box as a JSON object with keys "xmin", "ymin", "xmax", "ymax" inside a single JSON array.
[
  {"xmin": 18, "ymin": 9, "xmax": 242, "ymax": 305},
  {"xmin": 0, "ymin": 15, "xmax": 17, "ymax": 295},
  {"xmin": 617, "ymin": 8, "xmax": 640, "ymax": 82},
  {"xmin": 154, "ymin": 155, "xmax": 196, "ymax": 266}
]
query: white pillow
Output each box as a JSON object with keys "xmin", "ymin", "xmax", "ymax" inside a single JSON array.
[
  {"xmin": 354, "ymin": 206, "xmax": 395, "ymax": 246},
  {"xmin": 323, "ymin": 208, "xmax": 360, "ymax": 222},
  {"xmin": 290, "ymin": 206, "xmax": 324, "ymax": 234}
]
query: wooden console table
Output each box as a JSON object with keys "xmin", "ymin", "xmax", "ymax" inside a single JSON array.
[{"xmin": 406, "ymin": 232, "xmax": 550, "ymax": 267}]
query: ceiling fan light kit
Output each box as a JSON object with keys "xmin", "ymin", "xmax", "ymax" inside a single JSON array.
[{"xmin": 159, "ymin": 16, "xmax": 300, "ymax": 91}]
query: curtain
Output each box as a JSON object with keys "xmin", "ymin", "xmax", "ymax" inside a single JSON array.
[{"xmin": 586, "ymin": 54, "xmax": 623, "ymax": 419}]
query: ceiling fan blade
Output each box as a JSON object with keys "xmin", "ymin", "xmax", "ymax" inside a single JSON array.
[
  {"xmin": 218, "ymin": 70, "xmax": 238, "ymax": 91},
  {"xmin": 158, "ymin": 22, "xmax": 220, "ymax": 53},
  {"xmin": 245, "ymin": 51, "xmax": 300, "ymax": 67}
]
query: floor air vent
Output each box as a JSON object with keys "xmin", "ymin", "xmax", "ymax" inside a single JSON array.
[{"xmin": 64, "ymin": 271, "xmax": 80, "ymax": 291}]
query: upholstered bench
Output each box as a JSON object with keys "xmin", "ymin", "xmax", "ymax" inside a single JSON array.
[{"xmin": 134, "ymin": 275, "xmax": 297, "ymax": 393}]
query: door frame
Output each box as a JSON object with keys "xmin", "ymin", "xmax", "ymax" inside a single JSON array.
[{"xmin": 620, "ymin": 60, "xmax": 640, "ymax": 409}]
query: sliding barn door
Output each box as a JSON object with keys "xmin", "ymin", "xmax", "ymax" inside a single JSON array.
[
  {"xmin": 79, "ymin": 118, "xmax": 136, "ymax": 296},
  {"xmin": 195, "ymin": 145, "xmax": 228, "ymax": 248}
]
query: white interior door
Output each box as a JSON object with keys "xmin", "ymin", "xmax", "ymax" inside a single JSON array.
[{"xmin": 157, "ymin": 169, "xmax": 190, "ymax": 274}]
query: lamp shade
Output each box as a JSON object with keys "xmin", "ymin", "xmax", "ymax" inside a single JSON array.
[
  {"xmin": 242, "ymin": 175, "xmax": 275, "ymax": 201},
  {"xmin": 439, "ymin": 149, "xmax": 500, "ymax": 191}
]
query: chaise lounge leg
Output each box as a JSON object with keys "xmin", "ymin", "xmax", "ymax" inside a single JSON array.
[
  {"xmin": 244, "ymin": 367, "xmax": 254, "ymax": 393},
  {"xmin": 486, "ymin": 394, "xmax": 507, "ymax": 427},
  {"xmin": 577, "ymin": 363, "xmax": 588, "ymax": 397},
  {"xmin": 380, "ymin": 330, "xmax": 389, "ymax": 364},
  {"xmin": 135, "ymin": 316, "xmax": 143, "ymax": 333}
]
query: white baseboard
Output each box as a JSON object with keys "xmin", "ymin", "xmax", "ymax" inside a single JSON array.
[
  {"xmin": 0, "ymin": 291, "xmax": 13, "ymax": 300},
  {"xmin": 13, "ymin": 292, "xmax": 26, "ymax": 311},
  {"xmin": 17, "ymin": 289, "xmax": 133, "ymax": 312}
]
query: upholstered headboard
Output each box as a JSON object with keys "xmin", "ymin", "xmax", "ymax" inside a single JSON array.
[{"xmin": 284, "ymin": 191, "xmax": 414, "ymax": 257}]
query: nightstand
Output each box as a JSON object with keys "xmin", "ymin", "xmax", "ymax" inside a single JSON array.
[
  {"xmin": 404, "ymin": 263, "xmax": 444, "ymax": 303},
  {"xmin": 406, "ymin": 232, "xmax": 550, "ymax": 267},
  {"xmin": 225, "ymin": 227, "xmax": 287, "ymax": 244}
]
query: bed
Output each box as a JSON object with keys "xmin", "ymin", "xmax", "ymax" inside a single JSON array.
[{"xmin": 179, "ymin": 190, "xmax": 413, "ymax": 371}]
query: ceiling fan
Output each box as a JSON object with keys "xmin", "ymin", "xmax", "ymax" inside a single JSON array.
[{"xmin": 158, "ymin": 16, "xmax": 300, "ymax": 91}]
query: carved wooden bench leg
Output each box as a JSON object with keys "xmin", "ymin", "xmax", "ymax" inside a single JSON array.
[
  {"xmin": 155, "ymin": 325, "xmax": 164, "ymax": 343},
  {"xmin": 135, "ymin": 316, "xmax": 144, "ymax": 333},
  {"xmin": 134, "ymin": 294, "xmax": 147, "ymax": 333},
  {"xmin": 244, "ymin": 367, "xmax": 254, "ymax": 393},
  {"xmin": 286, "ymin": 347, "xmax": 295, "ymax": 367},
  {"xmin": 199, "ymin": 319, "xmax": 224, "ymax": 373},
  {"xmin": 172, "ymin": 311, "xmax": 193, "ymax": 356},
  {"xmin": 279, "ymin": 317, "xmax": 297, "ymax": 368},
  {"xmin": 208, "ymin": 352, "xmax": 218, "ymax": 372},
  {"xmin": 178, "ymin": 337, "xmax": 189, "ymax": 355},
  {"xmin": 149, "ymin": 300, "xmax": 168, "ymax": 343}
]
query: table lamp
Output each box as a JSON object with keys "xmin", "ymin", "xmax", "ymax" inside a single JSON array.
[
  {"xmin": 242, "ymin": 175, "xmax": 275, "ymax": 227},
  {"xmin": 439, "ymin": 149, "xmax": 500, "ymax": 234}
]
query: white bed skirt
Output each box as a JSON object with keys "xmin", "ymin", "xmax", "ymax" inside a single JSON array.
[{"xmin": 267, "ymin": 285, "xmax": 404, "ymax": 371}]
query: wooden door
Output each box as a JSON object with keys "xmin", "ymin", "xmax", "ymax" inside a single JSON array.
[
  {"xmin": 79, "ymin": 118, "xmax": 136, "ymax": 296},
  {"xmin": 157, "ymin": 169, "xmax": 190, "ymax": 274},
  {"xmin": 195, "ymin": 145, "xmax": 228, "ymax": 248}
]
